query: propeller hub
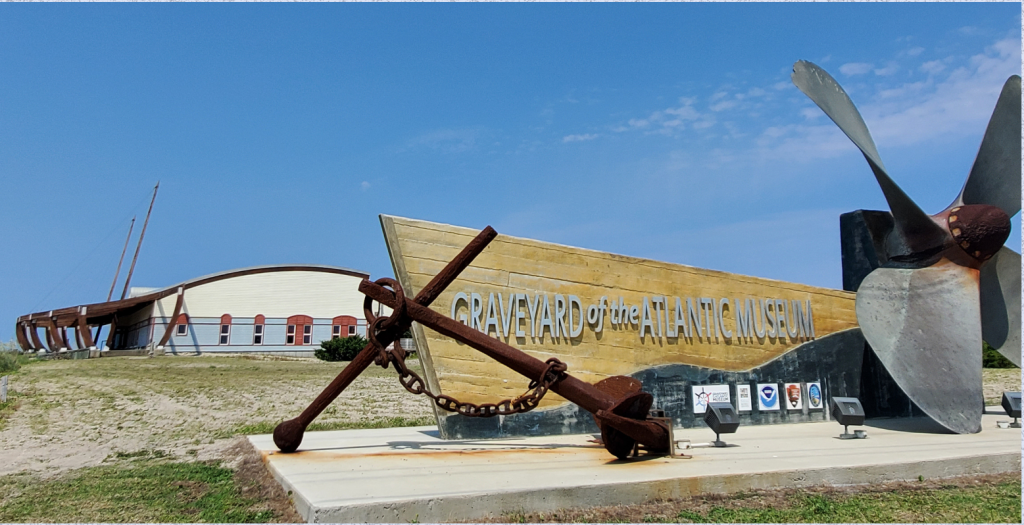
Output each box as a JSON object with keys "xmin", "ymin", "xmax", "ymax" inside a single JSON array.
[{"xmin": 946, "ymin": 204, "xmax": 1010, "ymax": 262}]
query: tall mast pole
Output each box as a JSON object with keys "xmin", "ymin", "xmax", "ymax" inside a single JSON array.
[
  {"xmin": 120, "ymin": 182, "xmax": 159, "ymax": 300},
  {"xmin": 95, "ymin": 215, "xmax": 137, "ymax": 345},
  {"xmin": 107, "ymin": 217, "xmax": 135, "ymax": 302}
]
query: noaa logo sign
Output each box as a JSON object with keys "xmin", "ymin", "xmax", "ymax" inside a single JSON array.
[{"xmin": 758, "ymin": 383, "xmax": 780, "ymax": 411}]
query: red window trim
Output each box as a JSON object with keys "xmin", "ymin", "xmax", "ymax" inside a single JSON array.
[{"xmin": 286, "ymin": 315, "xmax": 313, "ymax": 346}]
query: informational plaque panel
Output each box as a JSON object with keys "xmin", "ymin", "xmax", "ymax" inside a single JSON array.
[{"xmin": 381, "ymin": 215, "xmax": 865, "ymax": 439}]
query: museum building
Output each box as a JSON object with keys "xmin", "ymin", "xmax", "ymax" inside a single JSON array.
[{"xmin": 15, "ymin": 265, "xmax": 375, "ymax": 358}]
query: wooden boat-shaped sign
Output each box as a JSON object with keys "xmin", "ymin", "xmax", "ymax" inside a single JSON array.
[{"xmin": 381, "ymin": 215, "xmax": 863, "ymax": 439}]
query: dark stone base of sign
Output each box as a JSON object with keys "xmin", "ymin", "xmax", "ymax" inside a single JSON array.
[
  {"xmin": 840, "ymin": 209, "xmax": 925, "ymax": 420},
  {"xmin": 840, "ymin": 209, "xmax": 894, "ymax": 292},
  {"xmin": 859, "ymin": 339, "xmax": 925, "ymax": 419},
  {"xmin": 438, "ymin": 329, "xmax": 865, "ymax": 440},
  {"xmin": 632, "ymin": 329, "xmax": 864, "ymax": 428}
]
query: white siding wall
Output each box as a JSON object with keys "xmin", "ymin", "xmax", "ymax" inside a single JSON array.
[
  {"xmin": 153, "ymin": 271, "xmax": 368, "ymax": 320},
  {"xmin": 145, "ymin": 269, "xmax": 381, "ymax": 355}
]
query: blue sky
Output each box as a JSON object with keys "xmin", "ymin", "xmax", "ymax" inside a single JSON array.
[{"xmin": 1, "ymin": 4, "xmax": 1020, "ymax": 342}]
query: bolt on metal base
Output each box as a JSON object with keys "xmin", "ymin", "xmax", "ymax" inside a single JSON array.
[
  {"xmin": 626, "ymin": 414, "xmax": 690, "ymax": 459},
  {"xmin": 839, "ymin": 426, "xmax": 867, "ymax": 439}
]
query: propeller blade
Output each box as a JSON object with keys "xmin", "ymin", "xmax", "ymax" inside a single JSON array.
[
  {"xmin": 957, "ymin": 76, "xmax": 1022, "ymax": 218},
  {"xmin": 856, "ymin": 260, "xmax": 983, "ymax": 434},
  {"xmin": 980, "ymin": 246, "xmax": 1021, "ymax": 366},
  {"xmin": 792, "ymin": 61, "xmax": 947, "ymax": 253}
]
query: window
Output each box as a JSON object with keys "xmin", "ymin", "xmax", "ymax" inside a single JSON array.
[
  {"xmin": 174, "ymin": 314, "xmax": 189, "ymax": 337},
  {"xmin": 332, "ymin": 315, "xmax": 357, "ymax": 339},
  {"xmin": 332, "ymin": 325, "xmax": 341, "ymax": 339},
  {"xmin": 219, "ymin": 315, "xmax": 232, "ymax": 345},
  {"xmin": 302, "ymin": 325, "xmax": 312, "ymax": 345},
  {"xmin": 253, "ymin": 315, "xmax": 265, "ymax": 345},
  {"xmin": 286, "ymin": 325, "xmax": 296, "ymax": 345}
]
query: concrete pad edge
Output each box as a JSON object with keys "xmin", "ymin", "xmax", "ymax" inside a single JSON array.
[{"xmin": 310, "ymin": 452, "xmax": 1020, "ymax": 523}]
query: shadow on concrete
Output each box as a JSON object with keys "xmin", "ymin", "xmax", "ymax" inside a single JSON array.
[
  {"xmin": 864, "ymin": 416, "xmax": 953, "ymax": 434},
  {"xmin": 385, "ymin": 439, "xmax": 597, "ymax": 451},
  {"xmin": 290, "ymin": 439, "xmax": 603, "ymax": 453}
]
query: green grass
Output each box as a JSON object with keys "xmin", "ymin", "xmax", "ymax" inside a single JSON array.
[
  {"xmin": 668, "ymin": 480, "xmax": 1020, "ymax": 523},
  {"xmin": 0, "ymin": 459, "xmax": 273, "ymax": 523},
  {"xmin": 233, "ymin": 415, "xmax": 435, "ymax": 437},
  {"xmin": 495, "ymin": 474, "xmax": 1021, "ymax": 523},
  {"xmin": 0, "ymin": 351, "xmax": 21, "ymax": 374},
  {"xmin": 0, "ymin": 396, "xmax": 21, "ymax": 431}
]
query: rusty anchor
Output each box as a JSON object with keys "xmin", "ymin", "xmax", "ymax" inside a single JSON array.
[{"xmin": 273, "ymin": 226, "xmax": 674, "ymax": 460}]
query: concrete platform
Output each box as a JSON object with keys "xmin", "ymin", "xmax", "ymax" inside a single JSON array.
[{"xmin": 248, "ymin": 413, "xmax": 1021, "ymax": 523}]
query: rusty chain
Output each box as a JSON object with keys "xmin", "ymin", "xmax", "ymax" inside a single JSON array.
[{"xmin": 361, "ymin": 278, "xmax": 567, "ymax": 418}]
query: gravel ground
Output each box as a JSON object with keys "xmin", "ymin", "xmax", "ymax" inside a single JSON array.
[{"xmin": 0, "ymin": 354, "xmax": 434, "ymax": 477}]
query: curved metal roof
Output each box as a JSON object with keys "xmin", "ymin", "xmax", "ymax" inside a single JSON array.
[{"xmin": 17, "ymin": 264, "xmax": 369, "ymax": 328}]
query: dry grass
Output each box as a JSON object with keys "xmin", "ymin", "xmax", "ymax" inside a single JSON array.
[
  {"xmin": 983, "ymin": 367, "xmax": 1020, "ymax": 405},
  {"xmin": 225, "ymin": 437, "xmax": 305, "ymax": 523},
  {"xmin": 0, "ymin": 354, "xmax": 434, "ymax": 477}
]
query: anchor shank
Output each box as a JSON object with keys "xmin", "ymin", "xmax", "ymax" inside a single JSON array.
[
  {"xmin": 274, "ymin": 226, "xmax": 498, "ymax": 452},
  {"xmin": 291, "ymin": 325, "xmax": 405, "ymax": 430},
  {"xmin": 360, "ymin": 279, "xmax": 617, "ymax": 414},
  {"xmin": 294, "ymin": 227, "xmax": 500, "ymax": 428}
]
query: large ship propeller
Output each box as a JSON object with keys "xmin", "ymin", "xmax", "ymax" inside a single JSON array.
[{"xmin": 792, "ymin": 61, "xmax": 1020, "ymax": 434}]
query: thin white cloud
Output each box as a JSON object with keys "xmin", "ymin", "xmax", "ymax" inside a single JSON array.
[
  {"xmin": 839, "ymin": 62, "xmax": 874, "ymax": 76},
  {"xmin": 665, "ymin": 105, "xmax": 700, "ymax": 120},
  {"xmin": 617, "ymin": 99, "xmax": 710, "ymax": 135},
  {"xmin": 627, "ymin": 118, "xmax": 650, "ymax": 129},
  {"xmin": 709, "ymin": 99, "xmax": 738, "ymax": 112},
  {"xmin": 874, "ymin": 62, "xmax": 899, "ymax": 76},
  {"xmin": 920, "ymin": 60, "xmax": 946, "ymax": 74},
  {"xmin": 800, "ymin": 108, "xmax": 823, "ymax": 120},
  {"xmin": 406, "ymin": 128, "xmax": 481, "ymax": 153},
  {"xmin": 360, "ymin": 181, "xmax": 371, "ymax": 191},
  {"xmin": 563, "ymin": 133, "xmax": 599, "ymax": 143},
  {"xmin": 907, "ymin": 47, "xmax": 925, "ymax": 57}
]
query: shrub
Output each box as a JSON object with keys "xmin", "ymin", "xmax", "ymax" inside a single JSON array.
[
  {"xmin": 983, "ymin": 341, "xmax": 1017, "ymax": 368},
  {"xmin": 315, "ymin": 335, "xmax": 369, "ymax": 362},
  {"xmin": 0, "ymin": 351, "xmax": 20, "ymax": 375}
]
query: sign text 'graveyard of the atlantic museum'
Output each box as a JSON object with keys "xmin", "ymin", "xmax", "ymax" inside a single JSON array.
[{"xmin": 450, "ymin": 291, "xmax": 815, "ymax": 344}]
